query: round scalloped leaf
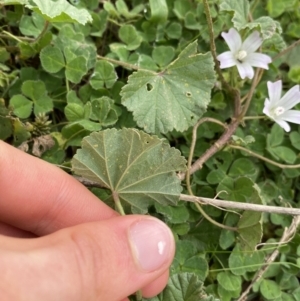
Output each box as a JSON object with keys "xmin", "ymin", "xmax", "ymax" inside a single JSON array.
[
  {"xmin": 121, "ymin": 41, "xmax": 215, "ymax": 134},
  {"xmin": 72, "ymin": 128, "xmax": 186, "ymax": 212}
]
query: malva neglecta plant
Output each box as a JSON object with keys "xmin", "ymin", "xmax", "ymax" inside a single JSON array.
[{"xmin": 1, "ymin": 0, "xmax": 300, "ymax": 300}]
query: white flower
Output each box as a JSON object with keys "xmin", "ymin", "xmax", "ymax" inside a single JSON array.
[
  {"xmin": 263, "ymin": 80, "xmax": 300, "ymax": 132},
  {"xmin": 217, "ymin": 28, "xmax": 272, "ymax": 80}
]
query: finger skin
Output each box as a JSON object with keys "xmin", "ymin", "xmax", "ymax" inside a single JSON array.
[
  {"xmin": 0, "ymin": 141, "xmax": 117, "ymax": 235},
  {"xmin": 0, "ymin": 215, "xmax": 175, "ymax": 301}
]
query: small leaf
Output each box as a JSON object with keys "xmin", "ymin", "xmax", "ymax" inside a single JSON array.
[
  {"xmin": 34, "ymin": 95, "xmax": 53, "ymax": 115},
  {"xmin": 72, "ymin": 129, "xmax": 186, "ymax": 212},
  {"xmin": 10, "ymin": 95, "xmax": 32, "ymax": 118},
  {"xmin": 65, "ymin": 56, "xmax": 88, "ymax": 84},
  {"xmin": 271, "ymin": 146, "xmax": 297, "ymax": 164},
  {"xmin": 21, "ymin": 80, "xmax": 46, "ymax": 100},
  {"xmin": 219, "ymin": 0, "xmax": 249, "ymax": 31},
  {"xmin": 40, "ymin": 45, "xmax": 65, "ymax": 73},
  {"xmin": 65, "ymin": 103, "xmax": 85, "ymax": 121},
  {"xmin": 260, "ymin": 279, "xmax": 282, "ymax": 299},
  {"xmin": 217, "ymin": 272, "xmax": 242, "ymax": 292},
  {"xmin": 26, "ymin": 0, "xmax": 92, "ymax": 25},
  {"xmin": 290, "ymin": 131, "xmax": 300, "ymax": 150},
  {"xmin": 118, "ymin": 24, "xmax": 142, "ymax": 50},
  {"xmin": 121, "ymin": 41, "xmax": 215, "ymax": 134},
  {"xmin": 144, "ymin": 273, "xmax": 213, "ymax": 301},
  {"xmin": 149, "ymin": 0, "xmax": 168, "ymax": 23},
  {"xmin": 152, "ymin": 46, "xmax": 175, "ymax": 67},
  {"xmin": 90, "ymin": 61, "xmax": 118, "ymax": 89}
]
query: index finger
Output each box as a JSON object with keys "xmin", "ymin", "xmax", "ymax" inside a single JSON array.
[{"xmin": 0, "ymin": 141, "xmax": 117, "ymax": 236}]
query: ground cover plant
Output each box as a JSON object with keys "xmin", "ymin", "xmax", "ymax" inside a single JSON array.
[{"xmin": 1, "ymin": 0, "xmax": 300, "ymax": 300}]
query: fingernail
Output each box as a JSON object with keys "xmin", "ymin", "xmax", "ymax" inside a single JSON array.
[{"xmin": 129, "ymin": 218, "xmax": 174, "ymax": 272}]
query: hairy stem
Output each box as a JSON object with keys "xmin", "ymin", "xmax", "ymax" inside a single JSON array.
[
  {"xmin": 180, "ymin": 194, "xmax": 300, "ymax": 216},
  {"xmin": 202, "ymin": 0, "xmax": 231, "ymax": 90},
  {"xmin": 237, "ymin": 216, "xmax": 300, "ymax": 301},
  {"xmin": 112, "ymin": 192, "xmax": 125, "ymax": 216}
]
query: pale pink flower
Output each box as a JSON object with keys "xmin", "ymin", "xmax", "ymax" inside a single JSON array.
[
  {"xmin": 217, "ymin": 28, "xmax": 272, "ymax": 80},
  {"xmin": 263, "ymin": 80, "xmax": 300, "ymax": 132}
]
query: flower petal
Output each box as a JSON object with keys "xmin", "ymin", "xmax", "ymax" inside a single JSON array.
[
  {"xmin": 236, "ymin": 62, "xmax": 254, "ymax": 79},
  {"xmin": 267, "ymin": 81, "xmax": 282, "ymax": 106},
  {"xmin": 280, "ymin": 110, "xmax": 300, "ymax": 125},
  {"xmin": 241, "ymin": 31, "xmax": 262, "ymax": 53},
  {"xmin": 246, "ymin": 53, "xmax": 271, "ymax": 69},
  {"xmin": 274, "ymin": 119, "xmax": 291, "ymax": 132},
  {"xmin": 278, "ymin": 85, "xmax": 300, "ymax": 110},
  {"xmin": 221, "ymin": 28, "xmax": 242, "ymax": 53},
  {"xmin": 217, "ymin": 51, "xmax": 236, "ymax": 68},
  {"xmin": 263, "ymin": 98, "xmax": 271, "ymax": 116}
]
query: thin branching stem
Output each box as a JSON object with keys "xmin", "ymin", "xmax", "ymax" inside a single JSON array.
[
  {"xmin": 180, "ymin": 195, "xmax": 300, "ymax": 216},
  {"xmin": 237, "ymin": 216, "xmax": 300, "ymax": 301},
  {"xmin": 229, "ymin": 144, "xmax": 300, "ymax": 169},
  {"xmin": 97, "ymin": 55, "xmax": 152, "ymax": 72}
]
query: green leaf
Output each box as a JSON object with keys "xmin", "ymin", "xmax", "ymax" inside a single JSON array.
[
  {"xmin": 237, "ymin": 184, "xmax": 263, "ymax": 251},
  {"xmin": 260, "ymin": 279, "xmax": 282, "ymax": 299},
  {"xmin": 9, "ymin": 95, "xmax": 32, "ymax": 118},
  {"xmin": 90, "ymin": 61, "xmax": 117, "ymax": 89},
  {"xmin": 91, "ymin": 97, "xmax": 118, "ymax": 126},
  {"xmin": 26, "ymin": 0, "xmax": 92, "ymax": 25},
  {"xmin": 173, "ymin": 0, "xmax": 192, "ymax": 20},
  {"xmin": 172, "ymin": 241, "xmax": 208, "ymax": 281},
  {"xmin": 217, "ymin": 272, "xmax": 241, "ymax": 292},
  {"xmin": 20, "ymin": 80, "xmax": 53, "ymax": 115},
  {"xmin": 228, "ymin": 158, "xmax": 258, "ymax": 180},
  {"xmin": 165, "ymin": 22, "xmax": 182, "ymax": 39},
  {"xmin": 40, "ymin": 45, "xmax": 65, "ymax": 73},
  {"xmin": 155, "ymin": 203, "xmax": 189, "ymax": 224},
  {"xmin": 149, "ymin": 0, "xmax": 168, "ymax": 23},
  {"xmin": 65, "ymin": 103, "xmax": 85, "ymax": 121},
  {"xmin": 152, "ymin": 46, "xmax": 175, "ymax": 67},
  {"xmin": 267, "ymin": 123, "xmax": 284, "ymax": 147},
  {"xmin": 267, "ymin": 0, "xmax": 296, "ymax": 18},
  {"xmin": 121, "ymin": 41, "xmax": 215, "ymax": 134},
  {"xmin": 19, "ymin": 12, "xmax": 45, "ymax": 37},
  {"xmin": 219, "ymin": 0, "xmax": 249, "ymax": 31},
  {"xmin": 34, "ymin": 95, "xmax": 53, "ymax": 115},
  {"xmin": 216, "ymin": 176, "xmax": 254, "ymax": 202},
  {"xmin": 72, "ymin": 129, "xmax": 186, "ymax": 212},
  {"xmin": 290, "ymin": 131, "xmax": 300, "ymax": 150},
  {"xmin": 144, "ymin": 273, "xmax": 213, "ymax": 301},
  {"xmin": 229, "ymin": 244, "xmax": 265, "ymax": 275},
  {"xmin": 246, "ymin": 17, "xmax": 282, "ymax": 40},
  {"xmin": 118, "ymin": 25, "xmax": 142, "ymax": 51},
  {"xmin": 65, "ymin": 56, "xmax": 88, "ymax": 84},
  {"xmin": 271, "ymin": 146, "xmax": 297, "ymax": 164}
]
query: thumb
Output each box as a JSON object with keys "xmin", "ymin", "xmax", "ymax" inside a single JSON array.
[{"xmin": 0, "ymin": 215, "xmax": 175, "ymax": 301}]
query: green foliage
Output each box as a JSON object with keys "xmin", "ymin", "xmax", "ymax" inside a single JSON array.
[
  {"xmin": 72, "ymin": 129, "xmax": 186, "ymax": 212},
  {"xmin": 121, "ymin": 41, "xmax": 215, "ymax": 134},
  {"xmin": 1, "ymin": 0, "xmax": 300, "ymax": 300}
]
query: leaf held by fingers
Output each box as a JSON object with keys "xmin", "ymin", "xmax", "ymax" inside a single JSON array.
[{"xmin": 72, "ymin": 128, "xmax": 186, "ymax": 212}]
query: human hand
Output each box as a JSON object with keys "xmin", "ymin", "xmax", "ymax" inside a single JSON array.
[{"xmin": 0, "ymin": 141, "xmax": 175, "ymax": 301}]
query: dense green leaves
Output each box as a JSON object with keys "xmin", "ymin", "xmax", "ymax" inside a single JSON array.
[
  {"xmin": 26, "ymin": 0, "xmax": 93, "ymax": 24},
  {"xmin": 1, "ymin": 0, "xmax": 300, "ymax": 300},
  {"xmin": 121, "ymin": 41, "xmax": 215, "ymax": 134},
  {"xmin": 72, "ymin": 129, "xmax": 186, "ymax": 212}
]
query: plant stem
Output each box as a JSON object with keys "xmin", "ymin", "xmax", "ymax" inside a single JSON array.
[
  {"xmin": 237, "ymin": 216, "xmax": 300, "ymax": 301},
  {"xmin": 180, "ymin": 194, "xmax": 300, "ymax": 216},
  {"xmin": 185, "ymin": 117, "xmax": 236, "ymax": 231},
  {"xmin": 112, "ymin": 192, "xmax": 125, "ymax": 216},
  {"xmin": 34, "ymin": 21, "xmax": 49, "ymax": 42},
  {"xmin": 202, "ymin": 0, "xmax": 231, "ymax": 90},
  {"xmin": 229, "ymin": 144, "xmax": 300, "ymax": 169},
  {"xmin": 97, "ymin": 55, "xmax": 152, "ymax": 72},
  {"xmin": 243, "ymin": 115, "xmax": 266, "ymax": 120},
  {"xmin": 272, "ymin": 38, "xmax": 300, "ymax": 61}
]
